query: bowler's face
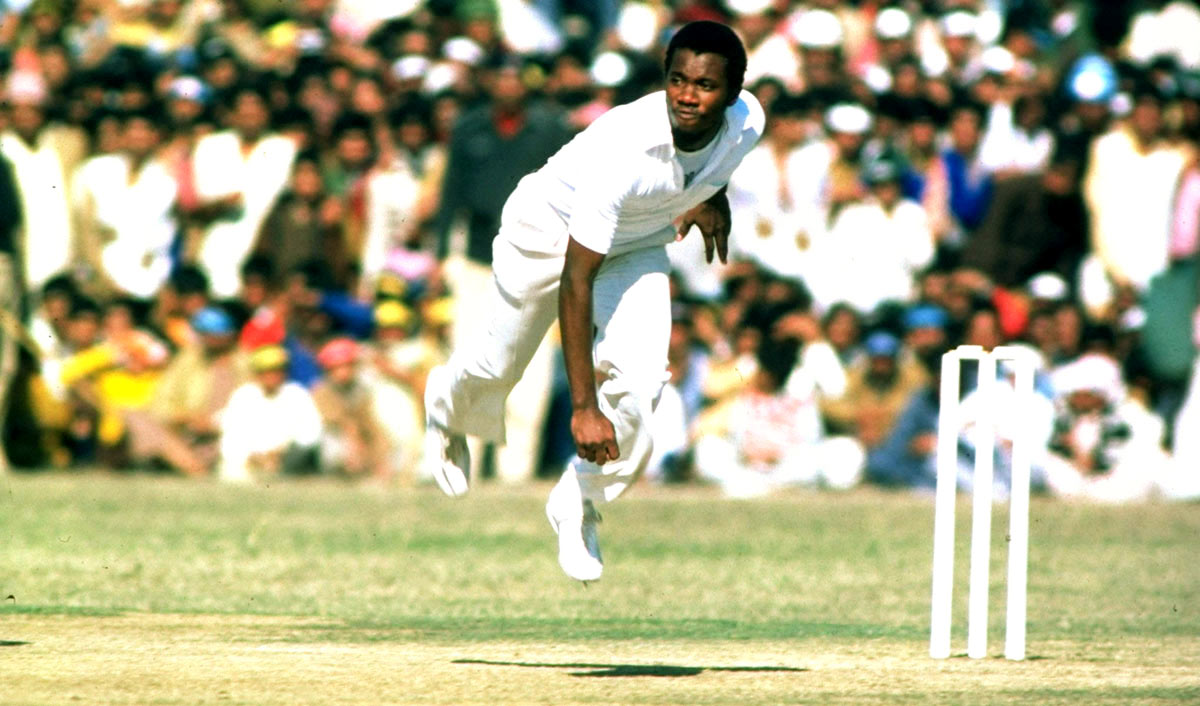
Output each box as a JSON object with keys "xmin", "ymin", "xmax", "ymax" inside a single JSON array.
[{"xmin": 666, "ymin": 49, "xmax": 732, "ymax": 149}]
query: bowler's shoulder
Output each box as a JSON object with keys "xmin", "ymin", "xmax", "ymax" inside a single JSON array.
[{"xmin": 726, "ymin": 90, "xmax": 766, "ymax": 140}]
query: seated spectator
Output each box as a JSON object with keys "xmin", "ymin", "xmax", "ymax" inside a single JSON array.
[
  {"xmin": 1044, "ymin": 351, "xmax": 1172, "ymax": 502},
  {"xmin": 693, "ymin": 336, "xmax": 864, "ymax": 497},
  {"xmin": 124, "ymin": 307, "xmax": 248, "ymax": 477},
  {"xmin": 366, "ymin": 300, "xmax": 442, "ymax": 480},
  {"xmin": 865, "ymin": 350, "xmax": 942, "ymax": 489},
  {"xmin": 312, "ymin": 337, "xmax": 394, "ymax": 481},
  {"xmin": 218, "ymin": 344, "xmax": 321, "ymax": 483},
  {"xmin": 822, "ymin": 302, "xmax": 865, "ymax": 366},
  {"xmin": 822, "ymin": 331, "xmax": 925, "ymax": 451},
  {"xmin": 809, "ymin": 155, "xmax": 935, "ymax": 313}
]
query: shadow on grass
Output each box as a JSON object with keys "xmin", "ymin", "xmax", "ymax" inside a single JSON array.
[
  {"xmin": 453, "ymin": 658, "xmax": 806, "ymax": 678},
  {"xmin": 0, "ymin": 641, "xmax": 30, "ymax": 646}
]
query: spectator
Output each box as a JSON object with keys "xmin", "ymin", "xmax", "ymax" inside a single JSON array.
[
  {"xmin": 312, "ymin": 337, "xmax": 393, "ymax": 481},
  {"xmin": 218, "ymin": 344, "xmax": 321, "ymax": 483},
  {"xmin": 823, "ymin": 331, "xmax": 925, "ymax": 452},
  {"xmin": 1081, "ymin": 82, "xmax": 1193, "ymax": 313},
  {"xmin": 694, "ymin": 336, "xmax": 863, "ymax": 497},
  {"xmin": 366, "ymin": 300, "xmax": 441, "ymax": 482},
  {"xmin": 124, "ymin": 306, "xmax": 248, "ymax": 477},
  {"xmin": 191, "ymin": 84, "xmax": 298, "ymax": 299},
  {"xmin": 1044, "ymin": 351, "xmax": 1172, "ymax": 502},
  {"xmin": 72, "ymin": 108, "xmax": 178, "ymax": 301},
  {"xmin": 962, "ymin": 143, "xmax": 1089, "ymax": 289},
  {"xmin": 941, "ymin": 102, "xmax": 994, "ymax": 242},
  {"xmin": 254, "ymin": 150, "xmax": 348, "ymax": 286},
  {"xmin": 1, "ymin": 72, "xmax": 76, "ymax": 291},
  {"xmin": 432, "ymin": 57, "xmax": 571, "ymax": 483},
  {"xmin": 810, "ymin": 154, "xmax": 934, "ymax": 314}
]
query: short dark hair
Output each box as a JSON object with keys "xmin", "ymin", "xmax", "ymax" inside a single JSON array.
[{"xmin": 663, "ymin": 21, "xmax": 747, "ymax": 99}]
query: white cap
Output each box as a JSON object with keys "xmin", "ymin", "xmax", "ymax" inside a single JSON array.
[
  {"xmin": 980, "ymin": 45, "xmax": 1015, "ymax": 75},
  {"xmin": 790, "ymin": 9, "xmax": 844, "ymax": 49},
  {"xmin": 940, "ymin": 10, "xmax": 977, "ymax": 39},
  {"xmin": 590, "ymin": 51, "xmax": 631, "ymax": 87},
  {"xmin": 1027, "ymin": 272, "xmax": 1069, "ymax": 301},
  {"xmin": 442, "ymin": 36, "xmax": 484, "ymax": 66},
  {"xmin": 727, "ymin": 0, "xmax": 774, "ymax": 15},
  {"xmin": 391, "ymin": 55, "xmax": 431, "ymax": 81},
  {"xmin": 1051, "ymin": 353, "xmax": 1125, "ymax": 403},
  {"xmin": 825, "ymin": 103, "xmax": 873, "ymax": 134},
  {"xmin": 422, "ymin": 62, "xmax": 460, "ymax": 94},
  {"xmin": 875, "ymin": 7, "xmax": 912, "ymax": 39},
  {"xmin": 617, "ymin": 2, "xmax": 660, "ymax": 52}
]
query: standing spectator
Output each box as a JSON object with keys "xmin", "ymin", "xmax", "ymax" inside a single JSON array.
[
  {"xmin": 1082, "ymin": 82, "xmax": 1192, "ymax": 313},
  {"xmin": 962, "ymin": 143, "xmax": 1089, "ymax": 289},
  {"xmin": 0, "ymin": 72, "xmax": 74, "ymax": 292},
  {"xmin": 254, "ymin": 151, "xmax": 347, "ymax": 286},
  {"xmin": 727, "ymin": 92, "xmax": 812, "ymax": 281},
  {"xmin": 71, "ymin": 109, "xmax": 178, "ymax": 301},
  {"xmin": 191, "ymin": 84, "xmax": 298, "ymax": 299},
  {"xmin": 432, "ymin": 58, "xmax": 572, "ymax": 484},
  {"xmin": 941, "ymin": 102, "xmax": 994, "ymax": 244},
  {"xmin": 218, "ymin": 344, "xmax": 321, "ymax": 483}
]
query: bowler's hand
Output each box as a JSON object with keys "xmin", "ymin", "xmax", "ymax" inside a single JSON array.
[
  {"xmin": 571, "ymin": 406, "xmax": 620, "ymax": 465},
  {"xmin": 676, "ymin": 189, "xmax": 731, "ymax": 264}
]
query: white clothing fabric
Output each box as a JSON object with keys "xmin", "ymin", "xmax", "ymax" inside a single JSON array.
[
  {"xmin": 442, "ymin": 254, "xmax": 556, "ymax": 484},
  {"xmin": 501, "ymin": 90, "xmax": 764, "ymax": 257},
  {"xmin": 727, "ymin": 142, "xmax": 821, "ymax": 281},
  {"xmin": 1125, "ymin": 1, "xmax": 1200, "ymax": 70},
  {"xmin": 427, "ymin": 90, "xmax": 762, "ymax": 504},
  {"xmin": 218, "ymin": 381, "xmax": 322, "ymax": 482},
  {"xmin": 71, "ymin": 154, "xmax": 178, "ymax": 298},
  {"xmin": 1043, "ymin": 400, "xmax": 1173, "ymax": 503},
  {"xmin": 426, "ymin": 238, "xmax": 672, "ymax": 503},
  {"xmin": 1083, "ymin": 127, "xmax": 1190, "ymax": 290},
  {"xmin": 807, "ymin": 198, "xmax": 933, "ymax": 313},
  {"xmin": 783, "ymin": 340, "xmax": 848, "ymax": 443},
  {"xmin": 192, "ymin": 131, "xmax": 297, "ymax": 298},
  {"xmin": 645, "ymin": 380, "xmax": 688, "ymax": 482},
  {"xmin": 0, "ymin": 132, "xmax": 73, "ymax": 290},
  {"xmin": 694, "ymin": 434, "xmax": 864, "ymax": 497},
  {"xmin": 978, "ymin": 102, "xmax": 1054, "ymax": 174},
  {"xmin": 360, "ymin": 162, "xmax": 421, "ymax": 294}
]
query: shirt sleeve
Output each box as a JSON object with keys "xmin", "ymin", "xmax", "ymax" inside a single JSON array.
[{"xmin": 566, "ymin": 159, "xmax": 636, "ymax": 255}]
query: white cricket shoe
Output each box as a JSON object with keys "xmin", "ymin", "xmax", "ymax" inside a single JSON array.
[
  {"xmin": 546, "ymin": 484, "xmax": 603, "ymax": 583},
  {"xmin": 425, "ymin": 421, "xmax": 470, "ymax": 497}
]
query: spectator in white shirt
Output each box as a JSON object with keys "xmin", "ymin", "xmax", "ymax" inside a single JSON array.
[
  {"xmin": 809, "ymin": 155, "xmax": 934, "ymax": 314},
  {"xmin": 191, "ymin": 85, "xmax": 298, "ymax": 299},
  {"xmin": 218, "ymin": 344, "xmax": 321, "ymax": 483},
  {"xmin": 72, "ymin": 109, "xmax": 178, "ymax": 300}
]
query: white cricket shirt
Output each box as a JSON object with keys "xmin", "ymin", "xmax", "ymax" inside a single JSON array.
[{"xmin": 498, "ymin": 90, "xmax": 765, "ymax": 257}]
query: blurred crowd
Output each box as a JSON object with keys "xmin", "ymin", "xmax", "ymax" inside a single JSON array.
[{"xmin": 0, "ymin": 0, "xmax": 1198, "ymax": 501}]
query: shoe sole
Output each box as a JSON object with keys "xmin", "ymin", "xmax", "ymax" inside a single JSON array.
[{"xmin": 433, "ymin": 463, "xmax": 468, "ymax": 497}]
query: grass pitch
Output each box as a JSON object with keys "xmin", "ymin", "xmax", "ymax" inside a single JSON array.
[{"xmin": 1, "ymin": 473, "xmax": 1197, "ymax": 705}]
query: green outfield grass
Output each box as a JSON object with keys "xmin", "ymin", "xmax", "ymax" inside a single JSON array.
[{"xmin": 1, "ymin": 472, "xmax": 1197, "ymax": 705}]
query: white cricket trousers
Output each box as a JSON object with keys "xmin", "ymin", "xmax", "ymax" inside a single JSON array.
[{"xmin": 425, "ymin": 236, "xmax": 671, "ymax": 506}]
